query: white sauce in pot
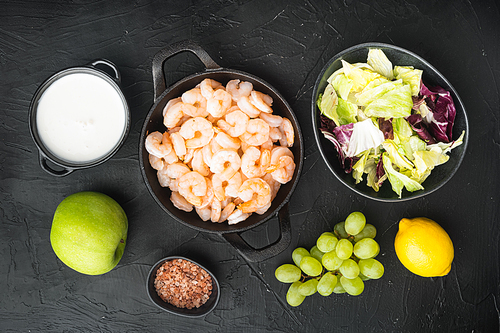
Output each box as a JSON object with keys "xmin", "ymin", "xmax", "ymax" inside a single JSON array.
[{"xmin": 36, "ymin": 72, "xmax": 127, "ymax": 163}]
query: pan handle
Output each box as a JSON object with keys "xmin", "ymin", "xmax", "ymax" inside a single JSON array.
[
  {"xmin": 222, "ymin": 203, "xmax": 292, "ymax": 262},
  {"xmin": 152, "ymin": 40, "xmax": 221, "ymax": 101}
]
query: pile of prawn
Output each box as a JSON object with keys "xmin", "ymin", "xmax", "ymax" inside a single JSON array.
[{"xmin": 145, "ymin": 78, "xmax": 296, "ymax": 225}]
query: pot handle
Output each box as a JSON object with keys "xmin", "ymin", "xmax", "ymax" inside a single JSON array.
[
  {"xmin": 222, "ymin": 203, "xmax": 292, "ymax": 262},
  {"xmin": 38, "ymin": 151, "xmax": 74, "ymax": 177},
  {"xmin": 152, "ymin": 40, "xmax": 221, "ymax": 101},
  {"xmin": 88, "ymin": 59, "xmax": 122, "ymax": 84}
]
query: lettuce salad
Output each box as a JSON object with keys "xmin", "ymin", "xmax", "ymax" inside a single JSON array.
[{"xmin": 317, "ymin": 48, "xmax": 464, "ymax": 198}]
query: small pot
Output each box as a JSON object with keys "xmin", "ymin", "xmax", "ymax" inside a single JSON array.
[
  {"xmin": 29, "ymin": 59, "xmax": 130, "ymax": 176},
  {"xmin": 139, "ymin": 40, "xmax": 304, "ymax": 262}
]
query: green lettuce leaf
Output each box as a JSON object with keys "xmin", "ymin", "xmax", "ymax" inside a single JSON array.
[
  {"xmin": 382, "ymin": 154, "xmax": 424, "ymax": 198},
  {"xmin": 382, "ymin": 140, "xmax": 414, "ymax": 170},
  {"xmin": 412, "ymin": 147, "xmax": 450, "ymax": 179},
  {"xmin": 341, "ymin": 60, "xmax": 381, "ymax": 92},
  {"xmin": 356, "ymin": 79, "xmax": 399, "ymax": 106},
  {"xmin": 394, "ymin": 66, "xmax": 423, "ymax": 96},
  {"xmin": 367, "ymin": 48, "xmax": 394, "ymax": 80},
  {"xmin": 363, "ymin": 83, "xmax": 413, "ymax": 118},
  {"xmin": 319, "ymin": 83, "xmax": 339, "ymax": 124},
  {"xmin": 337, "ymin": 98, "xmax": 358, "ymax": 125},
  {"xmin": 328, "ymin": 73, "xmax": 353, "ymax": 101}
]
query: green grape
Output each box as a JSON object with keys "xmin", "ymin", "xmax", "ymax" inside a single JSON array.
[
  {"xmin": 298, "ymin": 278, "xmax": 318, "ymax": 296},
  {"xmin": 334, "ymin": 222, "xmax": 349, "ymax": 239},
  {"xmin": 358, "ymin": 273, "xmax": 371, "ymax": 281},
  {"xmin": 344, "ymin": 211, "xmax": 366, "ymax": 235},
  {"xmin": 336, "ymin": 239, "xmax": 354, "ymax": 260},
  {"xmin": 333, "ymin": 278, "xmax": 346, "ymax": 294},
  {"xmin": 340, "ymin": 276, "xmax": 364, "ymax": 296},
  {"xmin": 353, "ymin": 238, "xmax": 380, "ymax": 259},
  {"xmin": 286, "ymin": 281, "xmax": 306, "ymax": 306},
  {"xmin": 339, "ymin": 258, "xmax": 360, "ymax": 279},
  {"xmin": 316, "ymin": 232, "xmax": 338, "ymax": 253},
  {"xmin": 358, "ymin": 258, "xmax": 384, "ymax": 279},
  {"xmin": 275, "ymin": 264, "xmax": 302, "ymax": 283},
  {"xmin": 353, "ymin": 224, "xmax": 377, "ymax": 242},
  {"xmin": 310, "ymin": 245, "xmax": 325, "ymax": 262},
  {"xmin": 292, "ymin": 247, "xmax": 310, "ymax": 267},
  {"xmin": 322, "ymin": 250, "xmax": 344, "ymax": 271},
  {"xmin": 300, "ymin": 256, "xmax": 323, "ymax": 277},
  {"xmin": 317, "ymin": 272, "xmax": 337, "ymax": 296}
]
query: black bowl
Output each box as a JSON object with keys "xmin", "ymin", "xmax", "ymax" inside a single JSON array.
[
  {"xmin": 311, "ymin": 42, "xmax": 469, "ymax": 202},
  {"xmin": 146, "ymin": 256, "xmax": 220, "ymax": 317}
]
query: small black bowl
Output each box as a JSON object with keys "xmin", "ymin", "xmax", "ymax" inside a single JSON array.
[
  {"xmin": 146, "ymin": 256, "xmax": 220, "ymax": 317},
  {"xmin": 312, "ymin": 42, "xmax": 469, "ymax": 202}
]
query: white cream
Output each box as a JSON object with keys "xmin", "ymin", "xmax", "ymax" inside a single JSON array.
[{"xmin": 36, "ymin": 72, "xmax": 127, "ymax": 163}]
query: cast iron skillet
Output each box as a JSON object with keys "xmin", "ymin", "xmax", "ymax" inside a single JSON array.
[{"xmin": 139, "ymin": 40, "xmax": 303, "ymax": 262}]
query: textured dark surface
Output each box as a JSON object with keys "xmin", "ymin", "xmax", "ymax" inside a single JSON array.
[{"xmin": 1, "ymin": 1, "xmax": 499, "ymax": 332}]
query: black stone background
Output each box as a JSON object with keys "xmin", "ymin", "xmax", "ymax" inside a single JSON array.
[{"xmin": 1, "ymin": 1, "xmax": 499, "ymax": 332}]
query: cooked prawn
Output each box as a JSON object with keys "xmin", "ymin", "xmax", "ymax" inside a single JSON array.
[
  {"xmin": 157, "ymin": 168, "xmax": 171, "ymax": 187},
  {"xmin": 210, "ymin": 149, "xmax": 241, "ymax": 180},
  {"xmin": 219, "ymin": 202, "xmax": 236, "ymax": 222},
  {"xmin": 217, "ymin": 110, "xmax": 249, "ymax": 138},
  {"xmin": 237, "ymin": 178, "xmax": 272, "ymax": 214},
  {"xmin": 237, "ymin": 95, "xmax": 261, "ymax": 118},
  {"xmin": 179, "ymin": 117, "xmax": 214, "ymax": 149},
  {"xmin": 145, "ymin": 131, "xmax": 172, "ymax": 158},
  {"xmin": 192, "ymin": 148, "xmax": 210, "ymax": 177},
  {"xmin": 195, "ymin": 206, "xmax": 211, "ymax": 221},
  {"xmin": 250, "ymin": 90, "xmax": 273, "ymax": 113},
  {"xmin": 178, "ymin": 171, "xmax": 207, "ymax": 207},
  {"xmin": 211, "ymin": 173, "xmax": 227, "ymax": 201},
  {"xmin": 226, "ymin": 79, "xmax": 253, "ymax": 102},
  {"xmin": 215, "ymin": 131, "xmax": 241, "ymax": 150},
  {"xmin": 170, "ymin": 191, "xmax": 193, "ymax": 212},
  {"xmin": 163, "ymin": 102, "xmax": 196, "ymax": 129},
  {"xmin": 202, "ymin": 138, "xmax": 222, "ymax": 167},
  {"xmin": 279, "ymin": 117, "xmax": 295, "ymax": 147},
  {"xmin": 149, "ymin": 154, "xmax": 165, "ymax": 171},
  {"xmin": 239, "ymin": 118, "xmax": 270, "ymax": 146},
  {"xmin": 199, "ymin": 178, "xmax": 214, "ymax": 209},
  {"xmin": 163, "ymin": 148, "xmax": 179, "ymax": 164},
  {"xmin": 165, "ymin": 162, "xmax": 191, "ymax": 179},
  {"xmin": 267, "ymin": 155, "xmax": 295, "ymax": 184},
  {"xmin": 241, "ymin": 146, "xmax": 271, "ymax": 178},
  {"xmin": 210, "ymin": 198, "xmax": 222, "ymax": 223},
  {"xmin": 163, "ymin": 97, "xmax": 182, "ymax": 116},
  {"xmin": 207, "ymin": 89, "xmax": 232, "ymax": 118},
  {"xmin": 263, "ymin": 173, "xmax": 281, "ymax": 201},
  {"xmin": 259, "ymin": 112, "xmax": 283, "ymax": 127},
  {"xmin": 170, "ymin": 132, "xmax": 187, "ymax": 158},
  {"xmin": 200, "ymin": 78, "xmax": 222, "ymax": 99},
  {"xmin": 181, "ymin": 88, "xmax": 209, "ymax": 117},
  {"xmin": 225, "ymin": 171, "xmax": 242, "ymax": 198},
  {"xmin": 269, "ymin": 127, "xmax": 284, "ymax": 143},
  {"xmin": 227, "ymin": 208, "xmax": 251, "ymax": 225},
  {"xmin": 255, "ymin": 201, "xmax": 271, "ymax": 215}
]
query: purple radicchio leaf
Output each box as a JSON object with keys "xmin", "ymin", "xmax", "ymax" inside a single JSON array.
[
  {"xmin": 319, "ymin": 115, "xmax": 357, "ymax": 172},
  {"xmin": 378, "ymin": 118, "xmax": 394, "ymax": 140},
  {"xmin": 406, "ymin": 114, "xmax": 437, "ymax": 144},
  {"xmin": 375, "ymin": 153, "xmax": 386, "ymax": 186},
  {"xmin": 419, "ymin": 82, "xmax": 457, "ymax": 143}
]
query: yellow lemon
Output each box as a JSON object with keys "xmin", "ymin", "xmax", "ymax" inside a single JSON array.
[{"xmin": 394, "ymin": 217, "xmax": 454, "ymax": 277}]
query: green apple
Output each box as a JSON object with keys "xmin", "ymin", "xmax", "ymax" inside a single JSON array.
[{"xmin": 50, "ymin": 191, "xmax": 128, "ymax": 275}]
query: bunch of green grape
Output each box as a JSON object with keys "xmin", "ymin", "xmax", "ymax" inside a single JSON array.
[{"xmin": 275, "ymin": 211, "xmax": 384, "ymax": 306}]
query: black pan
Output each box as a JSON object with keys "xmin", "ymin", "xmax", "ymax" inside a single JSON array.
[{"xmin": 139, "ymin": 41, "xmax": 303, "ymax": 262}]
